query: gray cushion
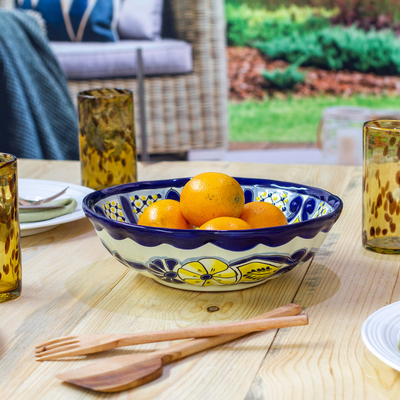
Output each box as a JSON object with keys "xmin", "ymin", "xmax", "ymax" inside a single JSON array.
[
  {"xmin": 118, "ymin": 0, "xmax": 163, "ymax": 40},
  {"xmin": 50, "ymin": 39, "xmax": 193, "ymax": 79}
]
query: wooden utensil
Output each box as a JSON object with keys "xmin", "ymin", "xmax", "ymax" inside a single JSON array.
[
  {"xmin": 37, "ymin": 312, "xmax": 306, "ymax": 361},
  {"xmin": 57, "ymin": 303, "xmax": 307, "ymax": 392}
]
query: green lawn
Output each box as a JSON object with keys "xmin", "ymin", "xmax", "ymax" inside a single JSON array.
[{"xmin": 229, "ymin": 95, "xmax": 400, "ymax": 143}]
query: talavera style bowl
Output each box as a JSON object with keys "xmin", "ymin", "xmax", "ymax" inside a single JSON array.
[{"xmin": 83, "ymin": 177, "xmax": 343, "ymax": 292}]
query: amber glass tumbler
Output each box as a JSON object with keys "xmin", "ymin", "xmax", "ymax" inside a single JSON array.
[
  {"xmin": 0, "ymin": 154, "xmax": 21, "ymax": 302},
  {"xmin": 78, "ymin": 88, "xmax": 137, "ymax": 191},
  {"xmin": 363, "ymin": 120, "xmax": 400, "ymax": 253}
]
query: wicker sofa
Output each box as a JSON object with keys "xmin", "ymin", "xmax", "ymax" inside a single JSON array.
[{"xmin": 65, "ymin": 0, "xmax": 228, "ymax": 157}]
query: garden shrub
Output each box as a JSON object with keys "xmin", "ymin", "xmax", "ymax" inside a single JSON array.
[
  {"xmin": 255, "ymin": 25, "xmax": 400, "ymax": 75},
  {"xmin": 226, "ymin": 4, "xmax": 339, "ymax": 47},
  {"xmin": 262, "ymin": 64, "xmax": 306, "ymax": 89},
  {"xmin": 226, "ymin": 0, "xmax": 399, "ymax": 21}
]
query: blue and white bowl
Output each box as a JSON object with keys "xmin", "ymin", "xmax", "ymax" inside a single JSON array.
[{"xmin": 83, "ymin": 177, "xmax": 343, "ymax": 292}]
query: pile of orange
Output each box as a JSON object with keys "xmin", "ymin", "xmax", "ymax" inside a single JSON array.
[{"xmin": 138, "ymin": 172, "xmax": 288, "ymax": 231}]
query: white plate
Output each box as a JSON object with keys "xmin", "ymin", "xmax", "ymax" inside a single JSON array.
[
  {"xmin": 361, "ymin": 301, "xmax": 400, "ymax": 372},
  {"xmin": 19, "ymin": 179, "xmax": 94, "ymax": 237}
]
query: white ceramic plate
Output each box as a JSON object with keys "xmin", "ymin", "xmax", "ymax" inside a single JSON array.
[
  {"xmin": 361, "ymin": 301, "xmax": 400, "ymax": 372},
  {"xmin": 19, "ymin": 179, "xmax": 94, "ymax": 237}
]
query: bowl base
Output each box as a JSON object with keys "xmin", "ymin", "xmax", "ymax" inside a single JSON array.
[{"xmin": 151, "ymin": 274, "xmax": 282, "ymax": 292}]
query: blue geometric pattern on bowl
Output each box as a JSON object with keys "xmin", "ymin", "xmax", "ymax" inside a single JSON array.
[
  {"xmin": 87, "ymin": 178, "xmax": 339, "ymax": 250},
  {"xmin": 94, "ymin": 185, "xmax": 333, "ymax": 228},
  {"xmin": 101, "ymin": 200, "xmax": 125, "ymax": 222},
  {"xmin": 83, "ymin": 176, "xmax": 343, "ymax": 291}
]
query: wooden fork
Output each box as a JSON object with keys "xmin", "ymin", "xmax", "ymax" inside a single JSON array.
[
  {"xmin": 57, "ymin": 303, "xmax": 307, "ymax": 392},
  {"xmin": 36, "ymin": 304, "xmax": 305, "ymax": 361}
]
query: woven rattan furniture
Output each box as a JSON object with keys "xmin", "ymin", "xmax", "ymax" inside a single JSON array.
[{"xmin": 67, "ymin": 0, "xmax": 228, "ymax": 157}]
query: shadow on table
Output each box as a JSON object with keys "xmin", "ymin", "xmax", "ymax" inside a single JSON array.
[
  {"xmin": 60, "ymin": 381, "xmax": 114, "ymax": 397},
  {"xmin": 293, "ymin": 261, "xmax": 341, "ymax": 308},
  {"xmin": 361, "ymin": 348, "xmax": 400, "ymax": 393},
  {"xmin": 65, "ymin": 258, "xmax": 340, "ymax": 326}
]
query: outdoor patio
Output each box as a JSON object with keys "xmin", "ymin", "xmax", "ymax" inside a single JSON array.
[{"xmin": 2, "ymin": 1, "xmax": 400, "ymax": 399}]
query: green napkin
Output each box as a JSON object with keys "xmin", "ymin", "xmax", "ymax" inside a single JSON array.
[{"xmin": 19, "ymin": 198, "xmax": 78, "ymax": 223}]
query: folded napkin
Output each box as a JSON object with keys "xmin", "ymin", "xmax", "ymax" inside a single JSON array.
[{"xmin": 19, "ymin": 198, "xmax": 78, "ymax": 223}]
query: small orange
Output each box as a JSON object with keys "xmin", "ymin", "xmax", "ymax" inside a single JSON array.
[
  {"xmin": 199, "ymin": 217, "xmax": 251, "ymax": 231},
  {"xmin": 138, "ymin": 199, "xmax": 193, "ymax": 229},
  {"xmin": 180, "ymin": 172, "xmax": 245, "ymax": 227},
  {"xmin": 240, "ymin": 201, "xmax": 288, "ymax": 229}
]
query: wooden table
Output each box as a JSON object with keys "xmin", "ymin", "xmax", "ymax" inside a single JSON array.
[{"xmin": 1, "ymin": 159, "xmax": 399, "ymax": 399}]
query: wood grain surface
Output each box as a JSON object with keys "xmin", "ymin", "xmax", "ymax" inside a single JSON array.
[{"xmin": 1, "ymin": 159, "xmax": 397, "ymax": 399}]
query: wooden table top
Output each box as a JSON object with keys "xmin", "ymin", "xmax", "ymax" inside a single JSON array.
[{"xmin": 1, "ymin": 159, "xmax": 399, "ymax": 399}]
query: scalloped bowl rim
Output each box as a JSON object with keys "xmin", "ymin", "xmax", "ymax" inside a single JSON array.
[{"xmin": 82, "ymin": 176, "xmax": 343, "ymax": 237}]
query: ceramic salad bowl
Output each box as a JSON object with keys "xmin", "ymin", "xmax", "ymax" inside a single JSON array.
[{"xmin": 83, "ymin": 177, "xmax": 343, "ymax": 292}]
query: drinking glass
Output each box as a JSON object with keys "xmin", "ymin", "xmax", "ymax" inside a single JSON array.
[
  {"xmin": 363, "ymin": 120, "xmax": 400, "ymax": 253},
  {"xmin": 78, "ymin": 88, "xmax": 137, "ymax": 191},
  {"xmin": 0, "ymin": 153, "xmax": 21, "ymax": 302}
]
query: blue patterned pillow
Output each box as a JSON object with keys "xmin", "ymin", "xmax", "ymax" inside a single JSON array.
[{"xmin": 17, "ymin": 0, "xmax": 120, "ymax": 42}]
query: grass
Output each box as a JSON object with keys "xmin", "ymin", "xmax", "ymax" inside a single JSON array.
[
  {"xmin": 225, "ymin": 0, "xmax": 337, "ymax": 10},
  {"xmin": 229, "ymin": 95, "xmax": 400, "ymax": 143}
]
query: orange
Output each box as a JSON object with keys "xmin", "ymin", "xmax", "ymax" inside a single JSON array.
[
  {"xmin": 180, "ymin": 172, "xmax": 245, "ymax": 227},
  {"xmin": 138, "ymin": 199, "xmax": 193, "ymax": 229},
  {"xmin": 199, "ymin": 217, "xmax": 251, "ymax": 231},
  {"xmin": 240, "ymin": 201, "xmax": 288, "ymax": 229}
]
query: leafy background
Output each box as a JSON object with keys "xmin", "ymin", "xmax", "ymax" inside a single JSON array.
[{"xmin": 225, "ymin": 0, "xmax": 400, "ymax": 143}]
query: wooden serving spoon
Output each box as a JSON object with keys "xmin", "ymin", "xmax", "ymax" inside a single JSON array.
[{"xmin": 57, "ymin": 303, "xmax": 306, "ymax": 392}]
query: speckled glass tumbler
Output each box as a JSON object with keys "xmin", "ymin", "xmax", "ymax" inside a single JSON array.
[
  {"xmin": 0, "ymin": 154, "xmax": 21, "ymax": 302},
  {"xmin": 363, "ymin": 120, "xmax": 400, "ymax": 253},
  {"xmin": 78, "ymin": 88, "xmax": 137, "ymax": 191}
]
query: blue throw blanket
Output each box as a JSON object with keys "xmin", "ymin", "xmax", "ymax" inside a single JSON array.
[{"xmin": 0, "ymin": 10, "xmax": 79, "ymax": 160}]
